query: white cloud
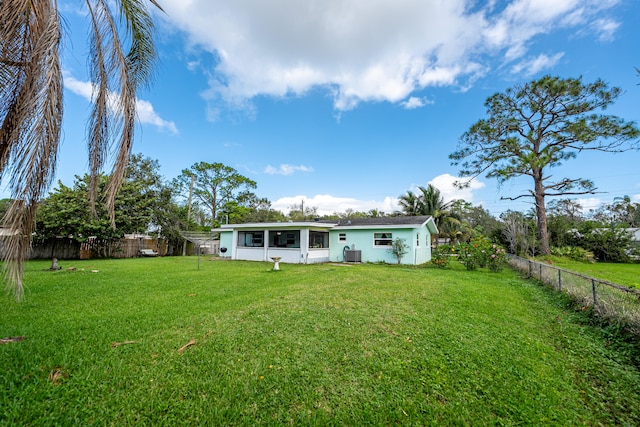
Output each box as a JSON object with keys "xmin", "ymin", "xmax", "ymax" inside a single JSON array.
[
  {"xmin": 264, "ymin": 164, "xmax": 314, "ymax": 176},
  {"xmin": 223, "ymin": 141, "xmax": 242, "ymax": 148},
  {"xmin": 63, "ymin": 74, "xmax": 93, "ymax": 99},
  {"xmin": 576, "ymin": 197, "xmax": 603, "ymax": 212},
  {"xmin": 159, "ymin": 0, "xmax": 619, "ymax": 115},
  {"xmin": 136, "ymin": 100, "xmax": 179, "ymax": 134},
  {"xmin": 427, "ymin": 173, "xmax": 486, "ymax": 203},
  {"xmin": 272, "ymin": 194, "xmax": 399, "ymax": 216},
  {"xmin": 592, "ymin": 18, "xmax": 620, "ymax": 42},
  {"xmin": 186, "ymin": 60, "xmax": 200, "ymax": 71},
  {"xmin": 269, "ymin": 174, "xmax": 485, "ymax": 217},
  {"xmin": 63, "ymin": 74, "xmax": 178, "ymax": 134},
  {"xmin": 401, "ymin": 96, "xmax": 433, "ymax": 110},
  {"xmin": 510, "ymin": 52, "xmax": 565, "ymax": 76}
]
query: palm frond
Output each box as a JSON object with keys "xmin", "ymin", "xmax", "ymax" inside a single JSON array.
[
  {"xmin": 85, "ymin": 0, "xmax": 160, "ymax": 226},
  {"xmin": 0, "ymin": 0, "xmax": 162, "ymax": 300},
  {"xmin": 0, "ymin": 0, "xmax": 63, "ymax": 300}
]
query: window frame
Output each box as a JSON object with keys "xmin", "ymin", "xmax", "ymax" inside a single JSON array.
[
  {"xmin": 373, "ymin": 232, "xmax": 393, "ymax": 247},
  {"xmin": 269, "ymin": 230, "xmax": 301, "ymax": 248},
  {"xmin": 237, "ymin": 231, "xmax": 264, "ymax": 247},
  {"xmin": 309, "ymin": 230, "xmax": 329, "ymax": 249}
]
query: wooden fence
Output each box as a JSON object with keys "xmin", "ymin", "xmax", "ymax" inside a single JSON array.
[
  {"xmin": 79, "ymin": 237, "xmax": 167, "ymax": 259},
  {"xmin": 0, "ymin": 237, "xmax": 168, "ymax": 260},
  {"xmin": 28, "ymin": 238, "xmax": 81, "ymax": 259}
]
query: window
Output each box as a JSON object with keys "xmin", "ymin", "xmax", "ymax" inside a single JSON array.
[
  {"xmin": 238, "ymin": 231, "xmax": 264, "ymax": 247},
  {"xmin": 374, "ymin": 232, "xmax": 393, "ymax": 247},
  {"xmin": 269, "ymin": 230, "xmax": 300, "ymax": 248},
  {"xmin": 339, "ymin": 233, "xmax": 346, "ymax": 241},
  {"xmin": 309, "ymin": 231, "xmax": 329, "ymax": 248}
]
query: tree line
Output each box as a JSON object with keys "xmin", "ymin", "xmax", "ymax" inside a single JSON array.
[
  {"xmin": 8, "ymin": 155, "xmax": 637, "ymax": 264},
  {"xmin": 398, "ymin": 184, "xmax": 640, "ymax": 263},
  {"xmin": 13, "ymin": 158, "xmax": 468, "ymax": 253}
]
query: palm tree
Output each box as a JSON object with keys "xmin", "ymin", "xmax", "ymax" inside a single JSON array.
[
  {"xmin": 1, "ymin": 0, "xmax": 163, "ymax": 299},
  {"xmin": 417, "ymin": 184, "xmax": 451, "ymax": 223},
  {"xmin": 399, "ymin": 184, "xmax": 465, "ymax": 245},
  {"xmin": 399, "ymin": 184, "xmax": 452, "ymax": 224},
  {"xmin": 398, "ymin": 190, "xmax": 421, "ymax": 216}
]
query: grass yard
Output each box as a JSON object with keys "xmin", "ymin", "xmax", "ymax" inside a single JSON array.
[
  {"xmin": 539, "ymin": 255, "xmax": 640, "ymax": 289},
  {"xmin": 2, "ymin": 257, "xmax": 640, "ymax": 425}
]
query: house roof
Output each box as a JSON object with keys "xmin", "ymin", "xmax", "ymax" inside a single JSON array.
[
  {"xmin": 328, "ymin": 216, "xmax": 438, "ymax": 233},
  {"xmin": 220, "ymin": 221, "xmax": 335, "ymax": 230},
  {"xmin": 218, "ymin": 216, "xmax": 438, "ymax": 234},
  {"xmin": 326, "ymin": 215, "xmax": 432, "ymax": 227},
  {"xmin": 627, "ymin": 228, "xmax": 640, "ymax": 242}
]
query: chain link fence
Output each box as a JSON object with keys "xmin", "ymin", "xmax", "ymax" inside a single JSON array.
[{"xmin": 508, "ymin": 254, "xmax": 640, "ymax": 334}]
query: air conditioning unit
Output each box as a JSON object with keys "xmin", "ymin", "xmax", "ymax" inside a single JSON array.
[{"xmin": 345, "ymin": 249, "xmax": 361, "ymax": 263}]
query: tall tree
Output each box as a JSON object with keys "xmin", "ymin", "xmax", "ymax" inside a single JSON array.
[
  {"xmin": 37, "ymin": 154, "xmax": 171, "ymax": 245},
  {"xmin": 546, "ymin": 199, "xmax": 585, "ymax": 248},
  {"xmin": 398, "ymin": 184, "xmax": 454, "ymax": 227},
  {"xmin": 547, "ymin": 199, "xmax": 584, "ymax": 224},
  {"xmin": 0, "ymin": 199, "xmax": 11, "ymax": 221},
  {"xmin": 1, "ymin": 0, "xmax": 164, "ymax": 299},
  {"xmin": 450, "ymin": 75, "xmax": 639, "ymax": 255},
  {"xmin": 591, "ymin": 196, "xmax": 640, "ymax": 228},
  {"xmin": 450, "ymin": 200, "xmax": 501, "ymax": 240},
  {"xmin": 418, "ymin": 184, "xmax": 450, "ymax": 220},
  {"xmin": 221, "ymin": 195, "xmax": 285, "ymax": 224},
  {"xmin": 398, "ymin": 184, "xmax": 460, "ymax": 245},
  {"xmin": 399, "ymin": 185, "xmax": 441, "ymax": 217},
  {"xmin": 500, "ymin": 210, "xmax": 537, "ymax": 257},
  {"xmin": 173, "ymin": 162, "xmax": 257, "ymax": 228},
  {"xmin": 398, "ymin": 190, "xmax": 421, "ymax": 216},
  {"xmin": 287, "ymin": 201, "xmax": 318, "ymax": 221}
]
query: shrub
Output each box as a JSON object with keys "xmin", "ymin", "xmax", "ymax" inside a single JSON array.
[
  {"xmin": 388, "ymin": 238, "xmax": 409, "ymax": 264},
  {"xmin": 457, "ymin": 238, "xmax": 508, "ymax": 272},
  {"xmin": 474, "ymin": 236, "xmax": 493, "ymax": 268},
  {"xmin": 487, "ymin": 244, "xmax": 508, "ymax": 272},
  {"xmin": 550, "ymin": 246, "xmax": 593, "ymax": 262},
  {"xmin": 457, "ymin": 241, "xmax": 481, "ymax": 270},
  {"xmin": 570, "ymin": 224, "xmax": 632, "ymax": 263},
  {"xmin": 431, "ymin": 244, "xmax": 452, "ymax": 268}
]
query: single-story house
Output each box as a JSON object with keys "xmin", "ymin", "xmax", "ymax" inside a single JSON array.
[
  {"xmin": 627, "ymin": 228, "xmax": 640, "ymax": 247},
  {"xmin": 218, "ymin": 215, "xmax": 438, "ymax": 265}
]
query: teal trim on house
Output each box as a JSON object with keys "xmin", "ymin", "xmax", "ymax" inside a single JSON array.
[
  {"xmin": 330, "ymin": 216, "xmax": 437, "ymax": 264},
  {"xmin": 217, "ymin": 216, "xmax": 437, "ymax": 265},
  {"xmin": 219, "ymin": 231, "xmax": 233, "ymax": 257}
]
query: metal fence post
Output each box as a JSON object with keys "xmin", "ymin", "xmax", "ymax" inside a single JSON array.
[
  {"xmin": 507, "ymin": 253, "xmax": 640, "ymax": 331},
  {"xmin": 558, "ymin": 269, "xmax": 562, "ymax": 291}
]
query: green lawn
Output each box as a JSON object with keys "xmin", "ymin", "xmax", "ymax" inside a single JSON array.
[
  {"xmin": 539, "ymin": 255, "xmax": 640, "ymax": 288},
  {"xmin": 2, "ymin": 257, "xmax": 640, "ymax": 425}
]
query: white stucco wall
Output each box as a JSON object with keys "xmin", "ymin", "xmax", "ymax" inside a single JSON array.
[{"xmin": 220, "ymin": 225, "xmax": 332, "ymax": 264}]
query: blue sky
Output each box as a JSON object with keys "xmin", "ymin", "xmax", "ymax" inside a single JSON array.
[{"xmin": 38, "ymin": 0, "xmax": 640, "ymax": 216}]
